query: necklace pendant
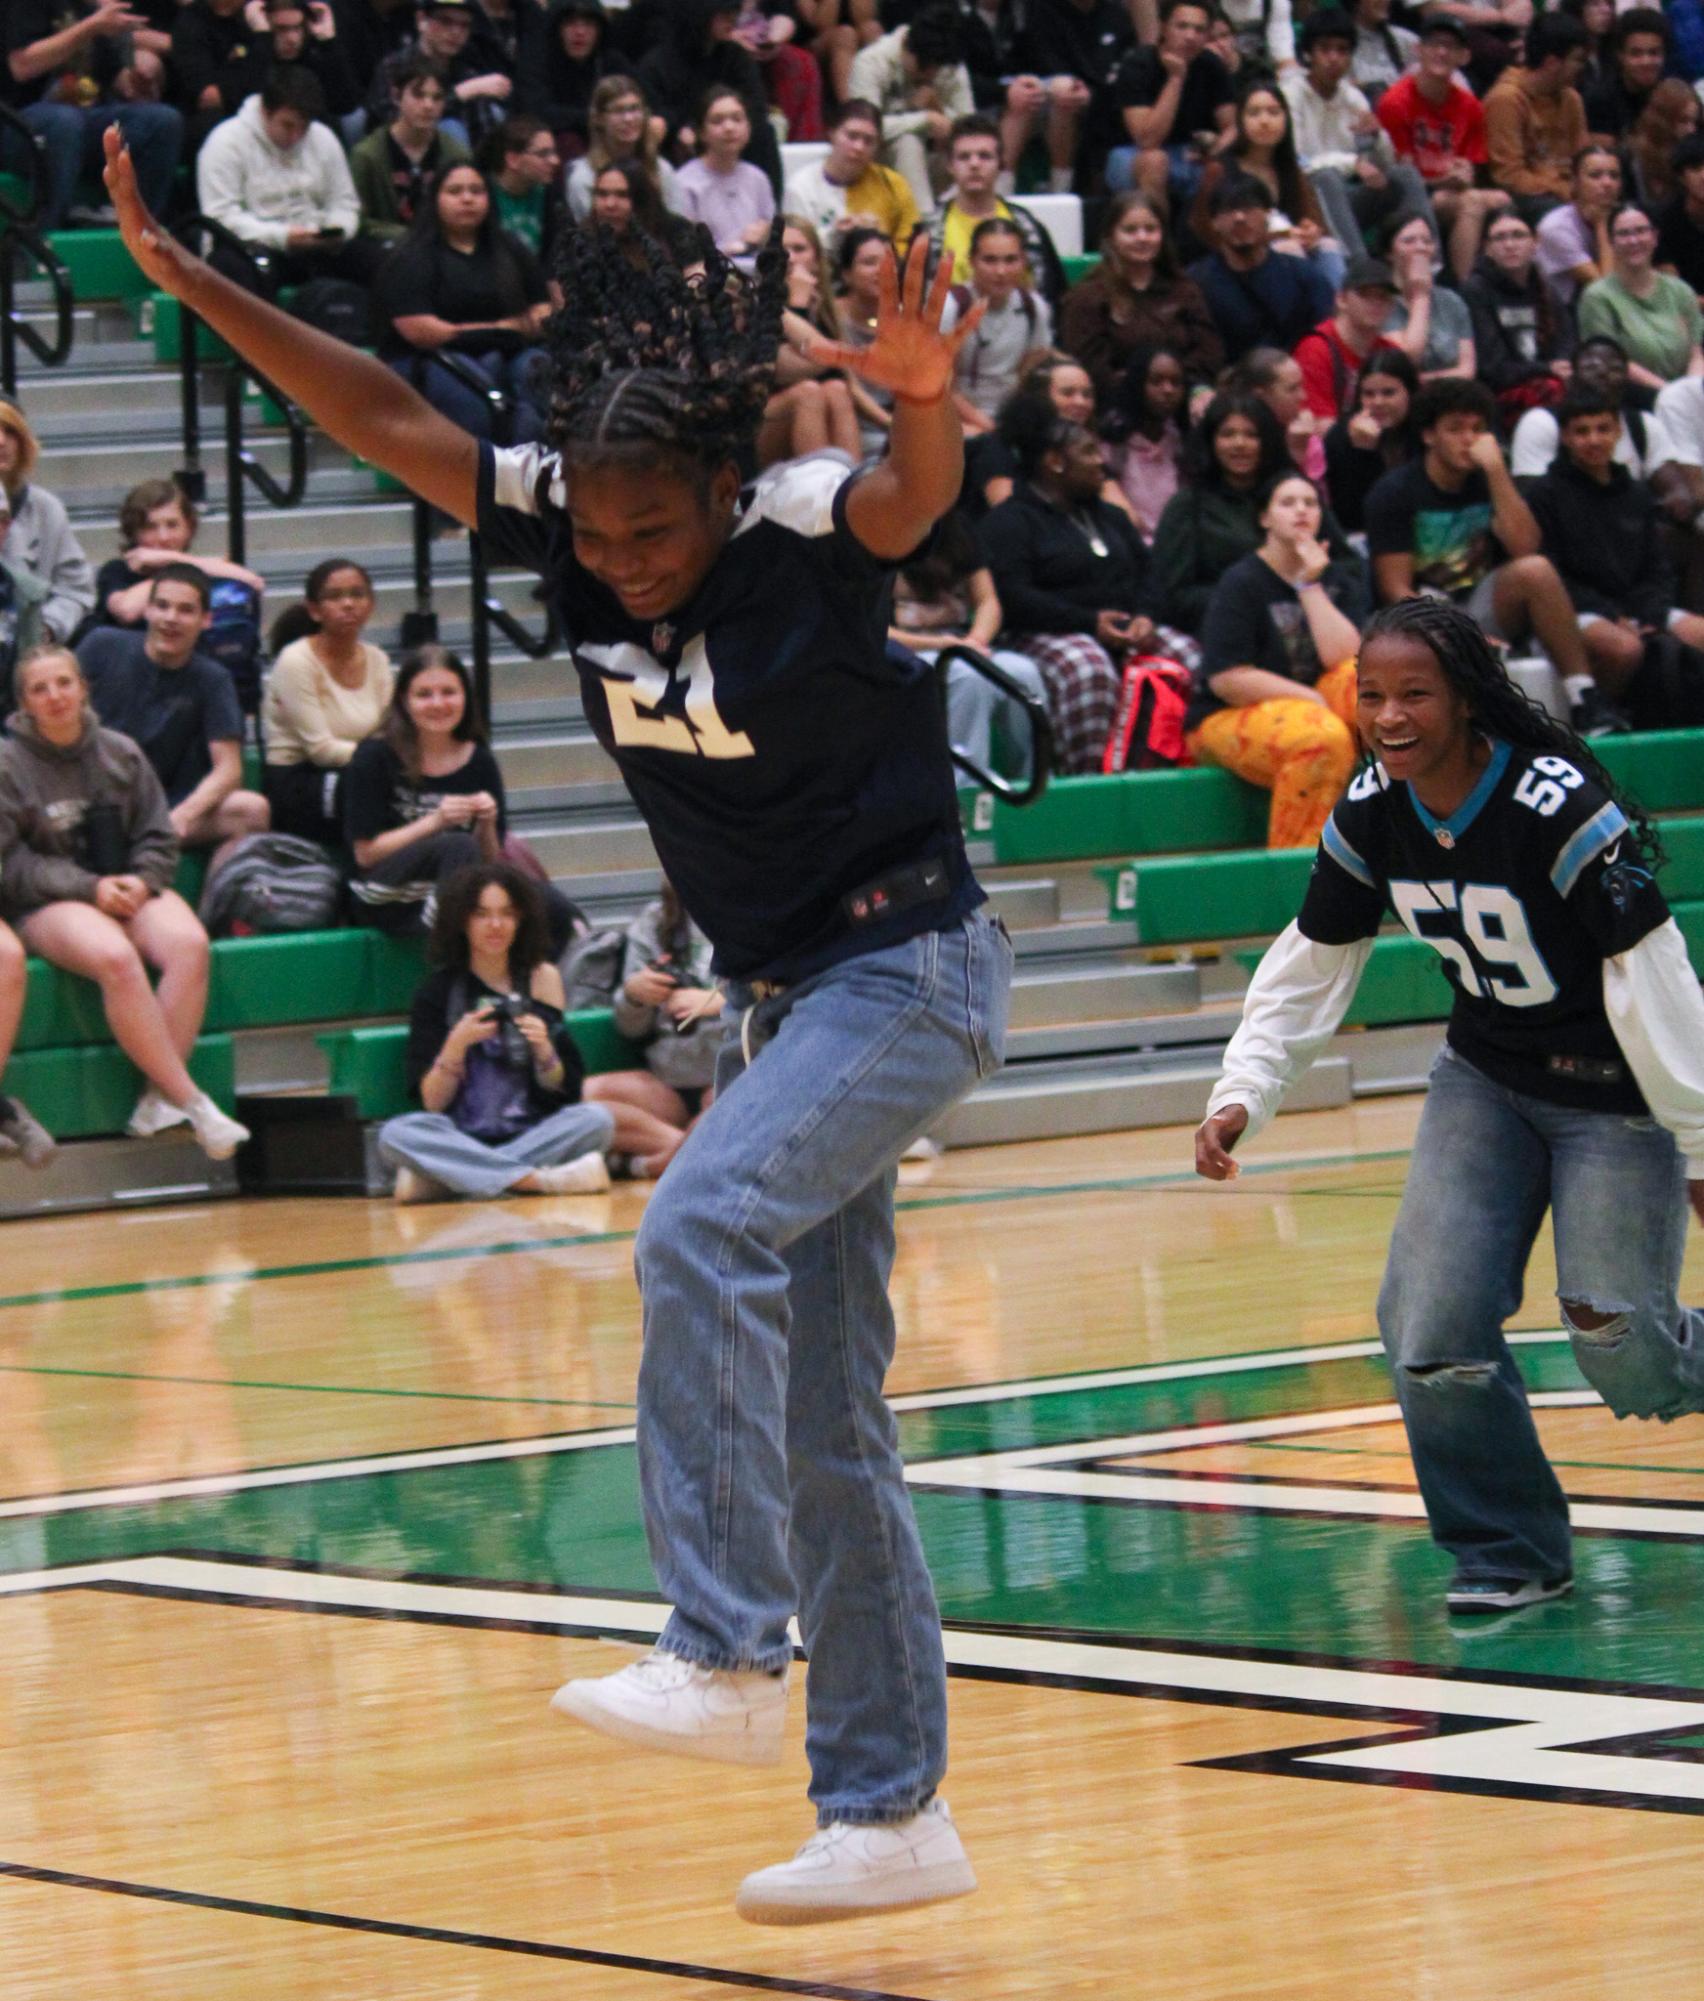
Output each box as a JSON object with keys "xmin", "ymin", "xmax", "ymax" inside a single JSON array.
[
  {"xmin": 652, "ymin": 621, "xmax": 675, "ymax": 656},
  {"xmin": 1434, "ymin": 828, "xmax": 1456, "ymax": 850}
]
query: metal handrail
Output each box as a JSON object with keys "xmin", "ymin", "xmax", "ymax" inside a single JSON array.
[
  {"xmin": 933, "ymin": 642, "xmax": 1052, "ymax": 805},
  {"xmin": 0, "ymin": 106, "xmax": 74, "ymax": 399}
]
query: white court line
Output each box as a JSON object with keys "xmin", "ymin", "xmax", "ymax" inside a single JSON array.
[
  {"xmin": 7, "ymin": 1558, "xmax": 1704, "ymax": 1808},
  {"xmin": 0, "ymin": 1331, "xmax": 1575, "ymax": 1527}
]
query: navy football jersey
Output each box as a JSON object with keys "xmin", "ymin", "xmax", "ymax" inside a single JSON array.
[
  {"xmin": 476, "ymin": 444, "xmax": 981, "ymax": 983},
  {"xmin": 1299, "ymin": 741, "xmax": 1671, "ymax": 1112}
]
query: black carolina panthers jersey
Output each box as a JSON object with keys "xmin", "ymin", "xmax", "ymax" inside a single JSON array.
[
  {"xmin": 476, "ymin": 444, "xmax": 981, "ymax": 983},
  {"xmin": 1299, "ymin": 741, "xmax": 1671, "ymax": 1112}
]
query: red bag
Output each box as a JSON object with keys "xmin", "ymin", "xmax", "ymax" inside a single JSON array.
[{"xmin": 1102, "ymin": 655, "xmax": 1194, "ymax": 772}]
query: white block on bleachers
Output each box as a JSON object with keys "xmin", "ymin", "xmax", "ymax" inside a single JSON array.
[
  {"xmin": 1506, "ymin": 654, "xmax": 1570, "ymax": 723},
  {"xmin": 1010, "ymin": 192, "xmax": 1083, "ymax": 259},
  {"xmin": 781, "ymin": 141, "xmax": 830, "ymax": 211}
]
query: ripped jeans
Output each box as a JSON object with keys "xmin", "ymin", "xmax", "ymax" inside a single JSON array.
[{"xmin": 1379, "ymin": 1044, "xmax": 1704, "ymax": 1586}]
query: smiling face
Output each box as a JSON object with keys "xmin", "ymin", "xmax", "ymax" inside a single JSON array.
[
  {"xmin": 1418, "ymin": 29, "xmax": 1467, "ymax": 81},
  {"xmin": 1260, "ymin": 474, "xmax": 1322, "ymax": 546},
  {"xmin": 144, "ymin": 578, "xmax": 212, "ymax": 667},
  {"xmin": 1360, "ymin": 368, "xmax": 1410, "ymax": 430},
  {"xmin": 1610, "ymin": 206, "xmax": 1655, "ymax": 274},
  {"xmin": 437, "ymin": 166, "xmax": 489, "ymax": 236},
  {"xmin": 1213, "ymin": 411, "xmax": 1263, "ymax": 484},
  {"xmin": 18, "ymin": 651, "xmax": 85, "ymax": 742},
  {"xmin": 405, "ymin": 663, "xmax": 467, "ymax": 739},
  {"xmin": 1560, "ymin": 407, "xmax": 1620, "ymax": 477},
  {"xmin": 1048, "ymin": 363, "xmax": 1096, "ymax": 427},
  {"xmin": 1619, "ymin": 30, "xmax": 1667, "ymax": 94},
  {"xmin": 138, "ymin": 498, "xmax": 194, "ymax": 552},
  {"xmin": 603, "ymin": 91, "xmax": 647, "ymax": 153},
  {"xmin": 1355, "ymin": 630, "xmax": 1476, "ymax": 788},
  {"xmin": 1109, "ymin": 201, "xmax": 1165, "ymax": 273},
  {"xmin": 566, "ymin": 457, "xmax": 739, "ymax": 622}
]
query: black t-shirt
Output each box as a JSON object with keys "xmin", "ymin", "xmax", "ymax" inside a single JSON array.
[
  {"xmin": 1192, "ymin": 551, "xmax": 1359, "ymax": 728},
  {"xmin": 1657, "ymin": 199, "xmax": 1704, "ymax": 301},
  {"xmin": 2, "ymin": 0, "xmax": 105, "ymax": 108},
  {"xmin": 476, "ymin": 446, "xmax": 981, "ymax": 983},
  {"xmin": 403, "ymin": 963, "xmax": 587, "ymax": 1118},
  {"xmin": 76, "ymin": 626, "xmax": 243, "ymax": 805},
  {"xmin": 1364, "ymin": 459, "xmax": 1503, "ymax": 600},
  {"xmin": 372, "ymin": 233, "xmax": 548, "ymax": 358},
  {"xmin": 343, "ymin": 734, "xmax": 507, "ymax": 845},
  {"xmin": 1300, "ymin": 742, "xmax": 1670, "ymax": 1112},
  {"xmin": 1114, "ymin": 46, "xmax": 1233, "ymax": 150},
  {"xmin": 94, "ymin": 555, "xmax": 141, "ymax": 626}
]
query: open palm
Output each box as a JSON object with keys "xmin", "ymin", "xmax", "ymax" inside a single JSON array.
[{"xmin": 806, "ymin": 235, "xmax": 984, "ymax": 405}]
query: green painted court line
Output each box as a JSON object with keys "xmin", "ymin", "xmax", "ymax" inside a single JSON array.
[
  {"xmin": 0, "ymin": 1363, "xmax": 636, "ymax": 1412},
  {"xmin": 0, "ymin": 1145, "xmax": 1413, "ymax": 1318}
]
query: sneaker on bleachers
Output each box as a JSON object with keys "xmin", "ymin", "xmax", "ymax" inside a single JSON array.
[
  {"xmin": 127, "ymin": 1085, "xmax": 190, "ymax": 1139},
  {"xmin": 0, "ymin": 1097, "xmax": 56, "ymax": 1170},
  {"xmin": 1570, "ymin": 687, "xmax": 1633, "ymax": 737},
  {"xmin": 185, "ymin": 1094, "xmax": 250, "ymax": 1162}
]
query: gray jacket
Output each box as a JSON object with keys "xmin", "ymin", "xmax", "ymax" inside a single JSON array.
[
  {"xmin": 612, "ymin": 898, "xmax": 725, "ymax": 1092},
  {"xmin": 0, "ymin": 556, "xmax": 51, "ymax": 701},
  {"xmin": 0, "ymin": 711, "xmax": 179, "ymax": 919},
  {"xmin": 7, "ymin": 485, "xmax": 95, "ymax": 642}
]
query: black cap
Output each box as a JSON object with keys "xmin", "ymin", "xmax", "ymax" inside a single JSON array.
[
  {"xmin": 1418, "ymin": 11, "xmax": 1471, "ymax": 42},
  {"xmin": 1343, "ymin": 254, "xmax": 1398, "ymax": 292},
  {"xmin": 556, "ymin": 0, "xmax": 605, "ymax": 16}
]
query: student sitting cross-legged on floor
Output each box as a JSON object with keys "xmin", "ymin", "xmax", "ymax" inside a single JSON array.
[{"xmin": 379, "ymin": 860, "xmax": 617, "ymax": 1204}]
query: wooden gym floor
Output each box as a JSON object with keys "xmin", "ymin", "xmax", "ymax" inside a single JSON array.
[{"xmin": 3, "ymin": 1095, "xmax": 1703, "ymax": 2000}]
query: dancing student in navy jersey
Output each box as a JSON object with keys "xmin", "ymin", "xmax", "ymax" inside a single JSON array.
[
  {"xmin": 105, "ymin": 126, "xmax": 1008, "ymax": 1924},
  {"xmin": 1196, "ymin": 597, "xmax": 1704, "ymax": 1616}
]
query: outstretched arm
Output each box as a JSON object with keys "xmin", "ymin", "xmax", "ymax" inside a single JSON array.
[
  {"xmin": 104, "ymin": 131, "xmax": 480, "ymax": 528},
  {"xmin": 810, "ymin": 236, "xmax": 984, "ymax": 561}
]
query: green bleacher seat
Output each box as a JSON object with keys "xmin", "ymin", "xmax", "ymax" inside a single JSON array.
[
  {"xmin": 6, "ymin": 1035, "xmax": 236, "ymax": 1140},
  {"xmin": 45, "ymin": 228, "xmax": 150, "ymax": 301},
  {"xmin": 1059, "ymin": 253, "xmax": 1099, "ymax": 286},
  {"xmin": 1595, "ymin": 732, "xmax": 1704, "ymax": 814},
  {"xmin": 317, "ymin": 1008, "xmax": 642, "ymax": 1122},
  {"xmin": 144, "ymin": 292, "xmax": 236, "ymax": 365},
  {"xmin": 1100, "ymin": 846, "xmax": 1314, "ymax": 943},
  {"xmin": 986, "ymin": 769, "xmax": 1268, "ymax": 866}
]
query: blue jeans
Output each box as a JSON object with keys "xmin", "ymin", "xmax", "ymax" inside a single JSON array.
[
  {"xmin": 1105, "ymin": 141, "xmax": 1205, "ymax": 201},
  {"xmin": 390, "ymin": 347, "xmax": 546, "ymax": 444},
  {"xmin": 1379, "ymin": 1044, "xmax": 1704, "ymax": 1587},
  {"xmin": 378, "ymin": 1101, "xmax": 615, "ymax": 1199},
  {"xmin": 633, "ymin": 908, "xmax": 1011, "ymax": 1823},
  {"xmin": 3, "ymin": 100, "xmax": 183, "ymax": 231}
]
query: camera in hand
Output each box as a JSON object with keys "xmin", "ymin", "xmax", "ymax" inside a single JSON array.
[{"xmin": 484, "ymin": 992, "xmax": 533, "ymax": 1067}]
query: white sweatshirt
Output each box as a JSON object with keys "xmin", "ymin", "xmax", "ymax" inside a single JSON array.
[{"xmin": 196, "ymin": 95, "xmax": 363, "ymax": 251}]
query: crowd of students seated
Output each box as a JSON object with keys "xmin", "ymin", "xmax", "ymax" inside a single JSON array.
[{"xmin": 4, "ymin": 0, "xmax": 1704, "ymax": 1183}]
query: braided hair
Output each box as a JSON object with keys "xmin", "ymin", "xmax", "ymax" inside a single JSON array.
[
  {"xmin": 1361, "ymin": 596, "xmax": 1663, "ymax": 867},
  {"xmin": 543, "ymin": 215, "xmax": 788, "ymax": 487}
]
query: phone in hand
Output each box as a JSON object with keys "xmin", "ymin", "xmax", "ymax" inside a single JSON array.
[{"xmin": 315, "ymin": 226, "xmax": 346, "ymax": 240}]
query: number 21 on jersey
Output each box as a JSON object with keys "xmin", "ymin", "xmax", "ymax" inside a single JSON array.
[{"xmin": 1390, "ymin": 881, "xmax": 1558, "ymax": 1007}]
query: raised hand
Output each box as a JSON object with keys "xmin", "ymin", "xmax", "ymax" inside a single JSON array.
[
  {"xmin": 803, "ymin": 235, "xmax": 984, "ymax": 407},
  {"xmin": 103, "ymin": 127, "xmax": 197, "ymax": 298}
]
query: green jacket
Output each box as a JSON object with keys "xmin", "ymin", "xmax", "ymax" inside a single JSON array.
[
  {"xmin": 349, "ymin": 128, "xmax": 472, "ymax": 244},
  {"xmin": 0, "ymin": 555, "xmax": 50, "ymax": 711}
]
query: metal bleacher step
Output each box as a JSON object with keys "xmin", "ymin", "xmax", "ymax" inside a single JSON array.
[
  {"xmin": 937, "ymin": 1049, "xmax": 1352, "ymax": 1150},
  {"xmin": 0, "ymin": 1131, "xmax": 236, "ymax": 1221}
]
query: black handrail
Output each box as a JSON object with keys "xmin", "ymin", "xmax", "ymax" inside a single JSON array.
[
  {"xmin": 0, "ymin": 106, "xmax": 74, "ymax": 399},
  {"xmin": 933, "ymin": 642, "xmax": 1052, "ymax": 805},
  {"xmin": 167, "ymin": 214, "xmax": 304, "ymax": 542}
]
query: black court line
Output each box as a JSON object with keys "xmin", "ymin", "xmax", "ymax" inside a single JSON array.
[{"xmin": 0, "ymin": 1860, "xmax": 942, "ymax": 2001}]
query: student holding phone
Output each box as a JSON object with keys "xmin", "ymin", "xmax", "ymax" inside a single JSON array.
[{"xmin": 196, "ymin": 66, "xmax": 387, "ymax": 295}]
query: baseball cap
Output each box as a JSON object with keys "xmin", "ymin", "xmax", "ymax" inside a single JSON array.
[{"xmin": 1343, "ymin": 255, "xmax": 1398, "ymax": 293}]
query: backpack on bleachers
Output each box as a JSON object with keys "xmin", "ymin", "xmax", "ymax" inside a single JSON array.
[
  {"xmin": 1102, "ymin": 656, "xmax": 1193, "ymax": 772},
  {"xmin": 201, "ymin": 575, "xmax": 264, "ymax": 715},
  {"xmin": 199, "ymin": 833, "xmax": 343, "ymax": 937}
]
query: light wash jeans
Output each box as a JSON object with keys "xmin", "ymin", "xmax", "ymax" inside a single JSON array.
[
  {"xmin": 633, "ymin": 907, "xmax": 1012, "ymax": 1824},
  {"xmin": 378, "ymin": 1101, "xmax": 614, "ymax": 1198},
  {"xmin": 1379, "ymin": 1044, "xmax": 1704, "ymax": 1587},
  {"xmin": 927, "ymin": 645, "xmax": 1048, "ymax": 782}
]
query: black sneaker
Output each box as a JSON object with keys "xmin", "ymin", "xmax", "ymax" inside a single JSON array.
[
  {"xmin": 0, "ymin": 1096, "xmax": 56, "ymax": 1170},
  {"xmin": 1570, "ymin": 687, "xmax": 1633, "ymax": 737},
  {"xmin": 1447, "ymin": 1573, "xmax": 1573, "ymax": 1615}
]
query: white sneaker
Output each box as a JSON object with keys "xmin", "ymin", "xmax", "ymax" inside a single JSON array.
[
  {"xmin": 735, "ymin": 1798, "xmax": 976, "ymax": 1926},
  {"xmin": 549, "ymin": 1647, "xmax": 788, "ymax": 1765},
  {"xmin": 392, "ymin": 1165, "xmax": 449, "ymax": 1204},
  {"xmin": 127, "ymin": 1085, "xmax": 191, "ymax": 1139},
  {"xmin": 185, "ymin": 1092, "xmax": 250, "ymax": 1162},
  {"xmin": 530, "ymin": 1153, "xmax": 611, "ymax": 1195}
]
